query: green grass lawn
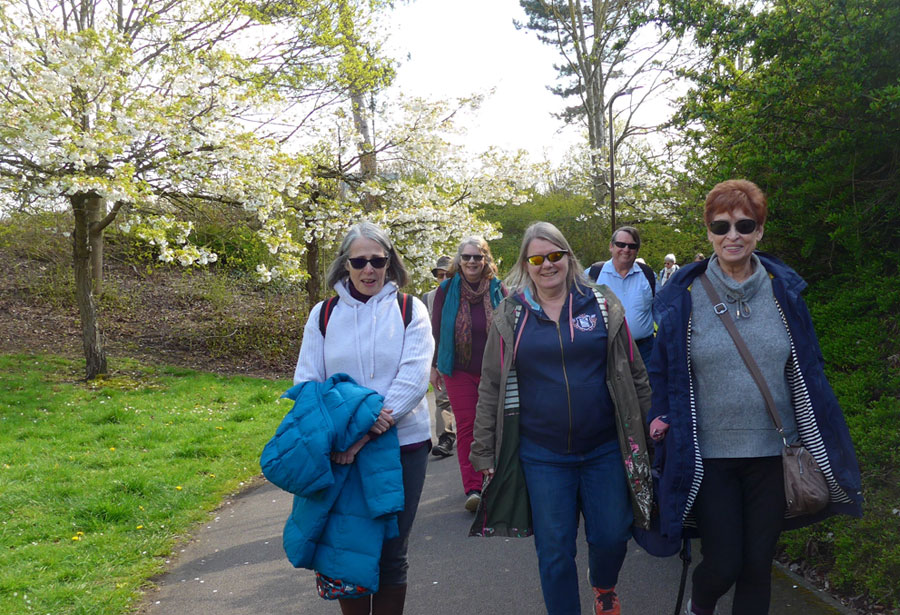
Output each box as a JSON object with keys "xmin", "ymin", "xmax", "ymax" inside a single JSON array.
[{"xmin": 0, "ymin": 354, "xmax": 292, "ymax": 615}]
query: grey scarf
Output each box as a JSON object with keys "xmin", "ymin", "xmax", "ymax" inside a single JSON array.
[{"xmin": 706, "ymin": 254, "xmax": 767, "ymax": 319}]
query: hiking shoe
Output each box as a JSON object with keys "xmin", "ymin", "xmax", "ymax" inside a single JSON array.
[
  {"xmin": 464, "ymin": 491, "xmax": 481, "ymax": 512},
  {"xmin": 593, "ymin": 588, "xmax": 620, "ymax": 615},
  {"xmin": 685, "ymin": 599, "xmax": 719, "ymax": 615},
  {"xmin": 432, "ymin": 433, "xmax": 454, "ymax": 458}
]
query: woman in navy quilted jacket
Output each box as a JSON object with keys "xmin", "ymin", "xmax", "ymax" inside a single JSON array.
[
  {"xmin": 294, "ymin": 222, "xmax": 434, "ymax": 615},
  {"xmin": 648, "ymin": 180, "xmax": 862, "ymax": 615}
]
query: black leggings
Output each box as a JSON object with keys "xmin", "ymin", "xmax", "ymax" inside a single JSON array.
[
  {"xmin": 691, "ymin": 456, "xmax": 785, "ymax": 615},
  {"xmin": 378, "ymin": 442, "xmax": 430, "ymax": 586}
]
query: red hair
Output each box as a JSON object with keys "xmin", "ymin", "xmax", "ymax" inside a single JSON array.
[{"xmin": 704, "ymin": 179, "xmax": 768, "ymax": 226}]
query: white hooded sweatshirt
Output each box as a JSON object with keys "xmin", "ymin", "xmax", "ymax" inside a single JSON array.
[{"xmin": 293, "ymin": 280, "xmax": 434, "ymax": 446}]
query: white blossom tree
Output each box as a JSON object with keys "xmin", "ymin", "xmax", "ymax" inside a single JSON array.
[
  {"xmin": 0, "ymin": 0, "xmax": 390, "ymax": 378},
  {"xmin": 249, "ymin": 94, "xmax": 540, "ymax": 302},
  {"xmin": 550, "ymin": 129, "xmax": 674, "ymax": 222},
  {"xmin": 516, "ymin": 0, "xmax": 686, "ymax": 228}
]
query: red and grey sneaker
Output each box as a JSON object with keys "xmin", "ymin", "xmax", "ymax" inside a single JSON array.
[{"xmin": 593, "ymin": 587, "xmax": 620, "ymax": 615}]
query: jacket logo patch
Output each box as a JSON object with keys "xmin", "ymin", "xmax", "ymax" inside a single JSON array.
[{"xmin": 573, "ymin": 314, "xmax": 597, "ymax": 332}]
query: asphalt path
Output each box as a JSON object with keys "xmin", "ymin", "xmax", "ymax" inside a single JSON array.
[{"xmin": 139, "ymin": 395, "xmax": 850, "ymax": 615}]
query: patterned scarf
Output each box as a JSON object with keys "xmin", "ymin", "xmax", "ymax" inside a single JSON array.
[{"xmin": 455, "ymin": 276, "xmax": 494, "ymax": 366}]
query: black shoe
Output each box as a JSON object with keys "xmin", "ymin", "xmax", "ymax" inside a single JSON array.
[{"xmin": 432, "ymin": 433, "xmax": 454, "ymax": 458}]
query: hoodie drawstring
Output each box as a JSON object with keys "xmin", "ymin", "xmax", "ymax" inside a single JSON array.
[
  {"xmin": 514, "ymin": 309, "xmax": 528, "ymax": 362},
  {"xmin": 369, "ymin": 303, "xmax": 378, "ymax": 379},
  {"xmin": 623, "ymin": 317, "xmax": 634, "ymax": 363},
  {"xmin": 352, "ymin": 306, "xmax": 367, "ymax": 381}
]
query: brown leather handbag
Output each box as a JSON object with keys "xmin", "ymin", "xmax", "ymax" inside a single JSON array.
[{"xmin": 699, "ymin": 274, "xmax": 829, "ymax": 518}]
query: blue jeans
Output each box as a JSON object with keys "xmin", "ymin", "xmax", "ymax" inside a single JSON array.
[
  {"xmin": 519, "ymin": 437, "xmax": 633, "ymax": 615},
  {"xmin": 379, "ymin": 442, "xmax": 430, "ymax": 586}
]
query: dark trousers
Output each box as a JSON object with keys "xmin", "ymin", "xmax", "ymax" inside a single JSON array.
[
  {"xmin": 692, "ymin": 456, "xmax": 785, "ymax": 615},
  {"xmin": 635, "ymin": 336, "xmax": 654, "ymax": 367},
  {"xmin": 378, "ymin": 442, "xmax": 430, "ymax": 586}
]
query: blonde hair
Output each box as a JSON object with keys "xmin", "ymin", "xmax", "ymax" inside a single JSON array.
[
  {"xmin": 504, "ymin": 222, "xmax": 590, "ymax": 295},
  {"xmin": 446, "ymin": 236, "xmax": 499, "ymax": 280}
]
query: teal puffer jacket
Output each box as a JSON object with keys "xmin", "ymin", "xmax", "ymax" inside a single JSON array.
[{"xmin": 260, "ymin": 373, "xmax": 404, "ymax": 593}]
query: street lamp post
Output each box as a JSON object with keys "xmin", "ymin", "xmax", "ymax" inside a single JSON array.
[{"xmin": 608, "ymin": 86, "xmax": 641, "ymax": 235}]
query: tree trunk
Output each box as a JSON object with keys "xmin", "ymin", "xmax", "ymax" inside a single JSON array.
[
  {"xmin": 587, "ymin": 82, "xmax": 609, "ymax": 229},
  {"xmin": 72, "ymin": 193, "xmax": 108, "ymax": 380},
  {"xmin": 351, "ymin": 88, "xmax": 377, "ymax": 211},
  {"xmin": 565, "ymin": 0, "xmax": 608, "ymax": 221},
  {"xmin": 87, "ymin": 195, "xmax": 105, "ymax": 292},
  {"xmin": 305, "ymin": 237, "xmax": 321, "ymax": 306}
]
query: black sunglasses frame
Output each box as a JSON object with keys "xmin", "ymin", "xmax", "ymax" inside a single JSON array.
[
  {"xmin": 460, "ymin": 254, "xmax": 485, "ymax": 262},
  {"xmin": 526, "ymin": 250, "xmax": 568, "ymax": 266},
  {"xmin": 708, "ymin": 219, "xmax": 758, "ymax": 236},
  {"xmin": 612, "ymin": 241, "xmax": 639, "ymax": 250},
  {"xmin": 348, "ymin": 256, "xmax": 389, "ymax": 270}
]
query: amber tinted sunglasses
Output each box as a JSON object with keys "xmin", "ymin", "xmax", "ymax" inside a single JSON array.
[{"xmin": 526, "ymin": 250, "xmax": 568, "ymax": 266}]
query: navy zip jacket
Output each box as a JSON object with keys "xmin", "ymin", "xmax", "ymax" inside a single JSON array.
[
  {"xmin": 648, "ymin": 252, "xmax": 863, "ymax": 538},
  {"xmin": 514, "ymin": 283, "xmax": 617, "ymax": 455}
]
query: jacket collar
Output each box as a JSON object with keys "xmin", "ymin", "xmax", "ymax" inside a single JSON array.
[
  {"xmin": 658, "ymin": 251, "xmax": 806, "ymax": 300},
  {"xmin": 516, "ymin": 282, "xmax": 598, "ymax": 320}
]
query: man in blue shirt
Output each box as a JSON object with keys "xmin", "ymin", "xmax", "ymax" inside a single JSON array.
[{"xmin": 585, "ymin": 226, "xmax": 655, "ymax": 366}]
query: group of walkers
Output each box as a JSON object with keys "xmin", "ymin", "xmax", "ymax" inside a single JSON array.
[{"xmin": 262, "ymin": 179, "xmax": 863, "ymax": 615}]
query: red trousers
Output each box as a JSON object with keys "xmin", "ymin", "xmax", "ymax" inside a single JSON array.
[{"xmin": 442, "ymin": 370, "xmax": 483, "ymax": 495}]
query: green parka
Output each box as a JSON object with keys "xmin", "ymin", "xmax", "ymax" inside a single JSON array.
[{"xmin": 469, "ymin": 285, "xmax": 653, "ymax": 537}]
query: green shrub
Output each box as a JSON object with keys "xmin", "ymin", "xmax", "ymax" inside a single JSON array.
[
  {"xmin": 0, "ymin": 210, "xmax": 71, "ymax": 263},
  {"xmin": 190, "ymin": 222, "xmax": 273, "ymax": 274},
  {"xmin": 19, "ymin": 260, "xmax": 76, "ymax": 309},
  {"xmin": 779, "ymin": 270, "xmax": 900, "ymax": 608},
  {"xmin": 203, "ymin": 294, "xmax": 305, "ymax": 361}
]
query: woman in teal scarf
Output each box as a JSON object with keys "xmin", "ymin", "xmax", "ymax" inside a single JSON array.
[{"xmin": 430, "ymin": 237, "xmax": 506, "ymax": 512}]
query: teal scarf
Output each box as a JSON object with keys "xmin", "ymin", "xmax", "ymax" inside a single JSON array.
[{"xmin": 437, "ymin": 275, "xmax": 504, "ymax": 375}]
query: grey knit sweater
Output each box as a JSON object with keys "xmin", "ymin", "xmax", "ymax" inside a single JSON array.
[{"xmin": 690, "ymin": 255, "xmax": 798, "ymax": 458}]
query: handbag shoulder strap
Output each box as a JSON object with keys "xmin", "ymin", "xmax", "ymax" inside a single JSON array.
[{"xmin": 698, "ymin": 273, "xmax": 785, "ymax": 436}]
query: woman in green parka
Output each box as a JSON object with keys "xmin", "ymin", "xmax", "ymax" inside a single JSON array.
[{"xmin": 469, "ymin": 222, "xmax": 653, "ymax": 615}]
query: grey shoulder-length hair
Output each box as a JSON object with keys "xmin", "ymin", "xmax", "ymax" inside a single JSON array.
[
  {"xmin": 325, "ymin": 222, "xmax": 409, "ymax": 289},
  {"xmin": 504, "ymin": 221, "xmax": 590, "ymax": 295}
]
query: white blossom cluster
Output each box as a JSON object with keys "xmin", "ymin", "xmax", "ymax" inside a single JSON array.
[
  {"xmin": 261, "ymin": 96, "xmax": 542, "ymax": 289},
  {"xmin": 0, "ymin": 0, "xmax": 310, "ymax": 270},
  {"xmin": 0, "ymin": 0, "xmax": 541, "ymax": 291}
]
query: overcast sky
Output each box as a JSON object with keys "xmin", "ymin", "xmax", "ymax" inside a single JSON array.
[{"xmin": 382, "ymin": 0, "xmax": 584, "ymax": 163}]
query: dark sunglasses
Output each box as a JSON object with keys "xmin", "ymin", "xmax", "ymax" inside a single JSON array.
[
  {"xmin": 527, "ymin": 250, "xmax": 568, "ymax": 266},
  {"xmin": 612, "ymin": 241, "xmax": 638, "ymax": 250},
  {"xmin": 460, "ymin": 254, "xmax": 485, "ymax": 262},
  {"xmin": 708, "ymin": 219, "xmax": 758, "ymax": 236},
  {"xmin": 348, "ymin": 256, "xmax": 389, "ymax": 269}
]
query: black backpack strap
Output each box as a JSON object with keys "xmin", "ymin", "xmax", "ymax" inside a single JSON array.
[
  {"xmin": 588, "ymin": 261, "xmax": 605, "ymax": 281},
  {"xmin": 320, "ymin": 293, "xmax": 413, "ymax": 337},
  {"xmin": 638, "ymin": 262, "xmax": 656, "ymax": 296},
  {"xmin": 397, "ymin": 293, "xmax": 413, "ymax": 328},
  {"xmin": 317, "ymin": 296, "xmax": 339, "ymax": 337}
]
